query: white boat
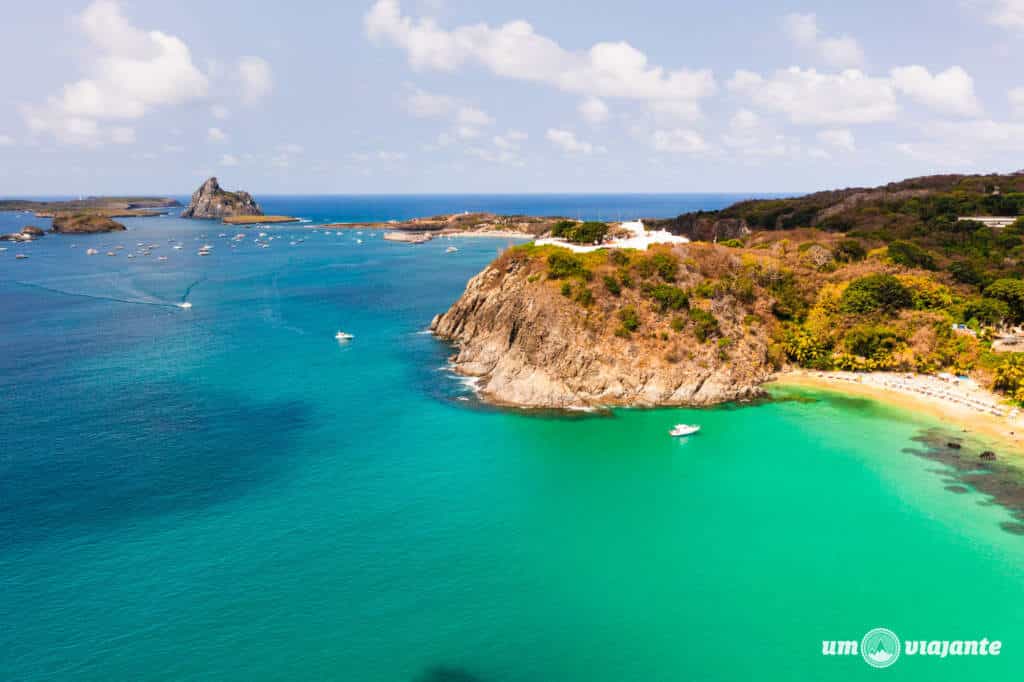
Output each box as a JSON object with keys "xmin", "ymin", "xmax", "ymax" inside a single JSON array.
[
  {"xmin": 86, "ymin": 248, "xmax": 98, "ymax": 255},
  {"xmin": 15, "ymin": 253, "xmax": 28, "ymax": 260},
  {"xmin": 446, "ymin": 246, "xmax": 458, "ymax": 253},
  {"xmin": 669, "ymin": 424, "xmax": 701, "ymax": 437},
  {"xmin": 335, "ymin": 330, "xmax": 354, "ymax": 341}
]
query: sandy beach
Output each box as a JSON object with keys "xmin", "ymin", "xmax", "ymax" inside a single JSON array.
[{"xmin": 771, "ymin": 370, "xmax": 1024, "ymax": 457}]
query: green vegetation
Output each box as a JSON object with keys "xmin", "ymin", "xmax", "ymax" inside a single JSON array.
[
  {"xmin": 689, "ymin": 309, "xmax": 720, "ymax": 342},
  {"xmin": 645, "ymin": 283, "xmax": 689, "ymax": 312},
  {"xmin": 985, "ymin": 279, "xmax": 1024, "ymax": 322},
  {"xmin": 617, "ymin": 306, "xmax": 640, "ymax": 337},
  {"xmin": 887, "ymin": 241, "xmax": 937, "ymax": 270},
  {"xmin": 551, "ymin": 220, "xmax": 610, "ymax": 244},
  {"xmin": 840, "ymin": 274, "xmax": 912, "ymax": 314},
  {"xmin": 603, "ymin": 275, "xmax": 622, "ymax": 296},
  {"xmin": 834, "ymin": 239, "xmax": 866, "ymax": 262},
  {"xmin": 548, "ymin": 252, "xmax": 588, "ymax": 279}
]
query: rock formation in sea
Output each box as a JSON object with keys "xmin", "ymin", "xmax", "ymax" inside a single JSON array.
[
  {"xmin": 431, "ymin": 244, "xmax": 774, "ymax": 408},
  {"xmin": 181, "ymin": 177, "xmax": 263, "ymax": 219},
  {"xmin": 50, "ymin": 213, "xmax": 127, "ymax": 234},
  {"xmin": 0, "ymin": 226, "xmax": 46, "ymax": 241}
]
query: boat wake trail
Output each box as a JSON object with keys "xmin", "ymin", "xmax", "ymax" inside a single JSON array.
[
  {"xmin": 8, "ymin": 276, "xmax": 186, "ymax": 310},
  {"xmin": 181, "ymin": 276, "xmax": 205, "ymax": 304}
]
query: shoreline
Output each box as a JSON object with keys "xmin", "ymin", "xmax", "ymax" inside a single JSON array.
[{"xmin": 770, "ymin": 370, "xmax": 1024, "ymax": 457}]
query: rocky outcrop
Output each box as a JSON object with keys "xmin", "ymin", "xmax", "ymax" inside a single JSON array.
[
  {"xmin": 50, "ymin": 213, "xmax": 126, "ymax": 234},
  {"xmin": 0, "ymin": 226, "xmax": 45, "ymax": 241},
  {"xmin": 181, "ymin": 177, "xmax": 263, "ymax": 219},
  {"xmin": 431, "ymin": 248, "xmax": 773, "ymax": 409},
  {"xmin": 646, "ymin": 214, "xmax": 751, "ymax": 242}
]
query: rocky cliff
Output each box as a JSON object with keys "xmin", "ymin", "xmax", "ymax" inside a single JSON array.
[
  {"xmin": 181, "ymin": 177, "xmax": 263, "ymax": 219},
  {"xmin": 431, "ymin": 244, "xmax": 776, "ymax": 409}
]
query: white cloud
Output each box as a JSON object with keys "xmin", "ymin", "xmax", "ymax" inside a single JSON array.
[
  {"xmin": 22, "ymin": 0, "xmax": 208, "ymax": 145},
  {"xmin": 728, "ymin": 67, "xmax": 899, "ymax": 125},
  {"xmin": 211, "ymin": 105, "xmax": 230, "ymax": 120},
  {"xmin": 220, "ymin": 153, "xmax": 239, "ymax": 166},
  {"xmin": 721, "ymin": 109, "xmax": 792, "ymax": 158},
  {"xmin": 546, "ymin": 128, "xmax": 605, "ymax": 155},
  {"xmin": 648, "ymin": 99, "xmax": 701, "ymax": 123},
  {"xmin": 493, "ymin": 130, "xmax": 528, "ymax": 150},
  {"xmin": 350, "ymin": 150, "xmax": 409, "ymax": 162},
  {"xmin": 366, "ymin": 0, "xmax": 715, "ymax": 116},
  {"xmin": 924, "ymin": 119, "xmax": 1024, "ymax": 151},
  {"xmin": 890, "ymin": 65, "xmax": 982, "ymax": 116},
  {"xmin": 238, "ymin": 56, "xmax": 273, "ymax": 104},
  {"xmin": 207, "ymin": 127, "xmax": 228, "ymax": 143},
  {"xmin": 457, "ymin": 107, "xmax": 494, "ymax": 127},
  {"xmin": 1009, "ymin": 87, "xmax": 1024, "ymax": 117},
  {"xmin": 404, "ymin": 87, "xmax": 494, "ymax": 140},
  {"xmin": 651, "ymin": 128, "xmax": 709, "ymax": 155},
  {"xmin": 110, "ymin": 126, "xmax": 136, "ymax": 144},
  {"xmin": 0, "ymin": 135, "xmax": 14, "ymax": 146},
  {"xmin": 579, "ymin": 97, "xmax": 609, "ymax": 124},
  {"xmin": 816, "ymin": 128, "xmax": 856, "ymax": 151},
  {"xmin": 406, "ymin": 89, "xmax": 458, "ymax": 117},
  {"xmin": 782, "ymin": 13, "xmax": 865, "ymax": 68},
  {"xmin": 984, "ymin": 0, "xmax": 1024, "ymax": 28}
]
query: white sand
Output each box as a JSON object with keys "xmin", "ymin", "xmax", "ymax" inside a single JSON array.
[{"xmin": 534, "ymin": 220, "xmax": 689, "ymax": 253}]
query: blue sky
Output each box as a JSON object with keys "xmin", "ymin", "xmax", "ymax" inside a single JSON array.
[{"xmin": 2, "ymin": 0, "xmax": 1024, "ymax": 195}]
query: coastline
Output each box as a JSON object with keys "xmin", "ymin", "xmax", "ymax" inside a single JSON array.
[{"xmin": 770, "ymin": 370, "xmax": 1024, "ymax": 457}]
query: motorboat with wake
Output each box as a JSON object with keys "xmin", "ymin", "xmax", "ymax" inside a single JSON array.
[
  {"xmin": 335, "ymin": 331, "xmax": 354, "ymax": 341},
  {"xmin": 669, "ymin": 424, "xmax": 701, "ymax": 437}
]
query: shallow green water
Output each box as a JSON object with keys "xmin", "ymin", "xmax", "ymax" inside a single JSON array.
[{"xmin": 2, "ymin": 205, "xmax": 1023, "ymax": 681}]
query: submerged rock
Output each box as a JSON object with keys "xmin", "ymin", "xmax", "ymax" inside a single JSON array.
[
  {"xmin": 181, "ymin": 177, "xmax": 263, "ymax": 220},
  {"xmin": 980, "ymin": 450, "xmax": 997, "ymax": 461}
]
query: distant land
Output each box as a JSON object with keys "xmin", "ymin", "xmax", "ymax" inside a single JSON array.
[{"xmin": 0, "ymin": 196, "xmax": 179, "ymax": 218}]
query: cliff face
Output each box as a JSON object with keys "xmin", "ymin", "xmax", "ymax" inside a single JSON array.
[
  {"xmin": 181, "ymin": 177, "xmax": 263, "ymax": 219},
  {"xmin": 431, "ymin": 245, "xmax": 775, "ymax": 409},
  {"xmin": 50, "ymin": 213, "xmax": 126, "ymax": 233}
]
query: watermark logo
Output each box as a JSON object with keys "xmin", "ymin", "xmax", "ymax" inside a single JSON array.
[
  {"xmin": 861, "ymin": 628, "xmax": 901, "ymax": 668},
  {"xmin": 823, "ymin": 628, "xmax": 1002, "ymax": 668}
]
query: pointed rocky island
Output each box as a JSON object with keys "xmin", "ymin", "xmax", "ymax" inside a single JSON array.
[{"xmin": 181, "ymin": 177, "xmax": 264, "ymax": 219}]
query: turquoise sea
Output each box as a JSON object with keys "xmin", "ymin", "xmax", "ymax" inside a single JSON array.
[{"xmin": 2, "ymin": 195, "xmax": 1023, "ymax": 681}]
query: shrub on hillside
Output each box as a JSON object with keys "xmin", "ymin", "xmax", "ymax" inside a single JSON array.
[
  {"xmin": 840, "ymin": 274, "xmax": 913, "ymax": 314},
  {"xmin": 644, "ymin": 283, "xmax": 689, "ymax": 312},
  {"xmin": 834, "ymin": 239, "xmax": 867, "ymax": 262},
  {"xmin": 689, "ymin": 308, "xmax": 720, "ymax": 342},
  {"xmin": 548, "ymin": 252, "xmax": 587, "ymax": 279},
  {"xmin": 888, "ymin": 240, "xmax": 937, "ymax": 270}
]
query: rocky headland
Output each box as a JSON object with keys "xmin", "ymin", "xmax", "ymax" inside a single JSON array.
[
  {"xmin": 318, "ymin": 212, "xmax": 564, "ymax": 237},
  {"xmin": 431, "ymin": 243, "xmax": 774, "ymax": 408},
  {"xmin": 181, "ymin": 177, "xmax": 263, "ymax": 219},
  {"xmin": 431, "ymin": 171, "xmax": 1024, "ymax": 410}
]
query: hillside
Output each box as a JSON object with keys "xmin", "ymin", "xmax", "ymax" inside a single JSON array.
[{"xmin": 434, "ymin": 172, "xmax": 1024, "ymax": 408}]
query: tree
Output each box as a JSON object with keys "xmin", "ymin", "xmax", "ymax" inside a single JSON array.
[
  {"xmin": 984, "ymin": 279, "xmax": 1024, "ymax": 322},
  {"xmin": 888, "ymin": 240, "xmax": 937, "ymax": 270},
  {"xmin": 840, "ymin": 274, "xmax": 913, "ymax": 314},
  {"xmin": 834, "ymin": 239, "xmax": 866, "ymax": 262}
]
